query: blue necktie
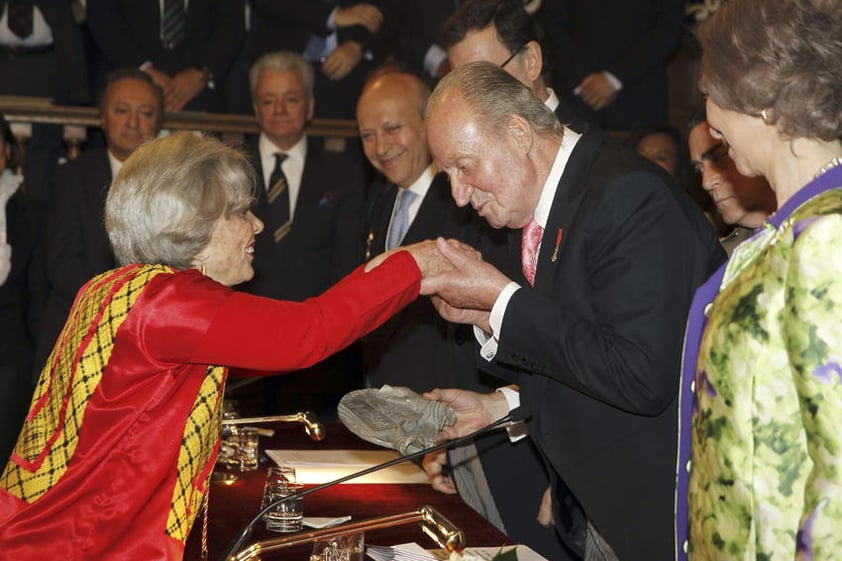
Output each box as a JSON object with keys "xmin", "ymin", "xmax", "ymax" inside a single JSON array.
[{"xmin": 386, "ymin": 189, "xmax": 416, "ymax": 250}]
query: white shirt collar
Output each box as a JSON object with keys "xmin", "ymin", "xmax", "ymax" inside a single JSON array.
[
  {"xmin": 258, "ymin": 133, "xmax": 307, "ymax": 184},
  {"xmin": 107, "ymin": 150, "xmax": 124, "ymax": 180},
  {"xmin": 532, "ymin": 126, "xmax": 581, "ymax": 229},
  {"xmin": 545, "ymin": 87, "xmax": 560, "ymax": 113}
]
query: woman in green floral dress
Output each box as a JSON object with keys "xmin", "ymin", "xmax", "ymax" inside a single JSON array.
[{"xmin": 675, "ymin": 0, "xmax": 842, "ymax": 559}]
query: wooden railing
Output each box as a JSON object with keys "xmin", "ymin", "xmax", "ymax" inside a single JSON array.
[{"xmin": 0, "ymin": 95, "xmax": 359, "ymax": 164}]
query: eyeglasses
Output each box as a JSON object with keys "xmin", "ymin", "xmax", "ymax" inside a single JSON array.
[{"xmin": 499, "ymin": 46, "xmax": 523, "ymax": 69}]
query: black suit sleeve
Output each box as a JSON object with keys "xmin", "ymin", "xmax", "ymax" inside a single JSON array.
[
  {"xmin": 329, "ymin": 162, "xmax": 367, "ymax": 283},
  {"xmin": 86, "ymin": 0, "xmax": 149, "ymax": 68},
  {"xmin": 192, "ymin": 0, "xmax": 245, "ymax": 80},
  {"xmin": 42, "ymin": 161, "xmax": 108, "ymax": 302},
  {"xmin": 495, "ymin": 172, "xmax": 696, "ymax": 415},
  {"xmin": 250, "ymin": 0, "xmax": 335, "ymax": 33}
]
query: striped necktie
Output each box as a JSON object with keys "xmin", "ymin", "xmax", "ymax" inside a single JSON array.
[
  {"xmin": 161, "ymin": 0, "xmax": 185, "ymax": 49},
  {"xmin": 267, "ymin": 153, "xmax": 292, "ymax": 243}
]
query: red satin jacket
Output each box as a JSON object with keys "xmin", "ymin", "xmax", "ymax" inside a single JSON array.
[{"xmin": 0, "ymin": 254, "xmax": 419, "ymax": 560}]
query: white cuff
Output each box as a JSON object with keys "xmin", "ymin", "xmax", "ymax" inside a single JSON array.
[{"xmin": 496, "ymin": 387, "xmax": 527, "ymax": 442}]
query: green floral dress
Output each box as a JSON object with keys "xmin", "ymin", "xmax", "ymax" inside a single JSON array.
[{"xmin": 689, "ymin": 188, "xmax": 842, "ymax": 560}]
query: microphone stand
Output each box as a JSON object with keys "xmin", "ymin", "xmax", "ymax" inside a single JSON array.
[{"xmin": 218, "ymin": 408, "xmax": 529, "ymax": 561}]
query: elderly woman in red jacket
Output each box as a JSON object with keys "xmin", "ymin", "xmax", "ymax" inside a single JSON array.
[{"xmin": 0, "ymin": 131, "xmax": 448, "ymax": 560}]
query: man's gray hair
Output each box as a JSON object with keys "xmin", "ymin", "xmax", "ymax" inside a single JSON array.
[
  {"xmin": 249, "ymin": 50, "xmax": 315, "ymax": 99},
  {"xmin": 426, "ymin": 61, "xmax": 561, "ymax": 138}
]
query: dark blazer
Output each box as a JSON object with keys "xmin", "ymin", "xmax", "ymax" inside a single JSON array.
[
  {"xmin": 249, "ymin": 0, "xmax": 390, "ymax": 119},
  {"xmin": 0, "ymin": 191, "xmax": 47, "ymax": 464},
  {"xmin": 34, "ymin": 149, "xmax": 115, "ymax": 376},
  {"xmin": 380, "ymin": 0, "xmax": 455, "ymax": 80},
  {"xmin": 362, "ymin": 174, "xmax": 573, "ymax": 560},
  {"xmin": 484, "ymin": 128, "xmax": 724, "ymax": 561},
  {"xmin": 240, "ymin": 137, "xmax": 366, "ymax": 303},
  {"xmin": 0, "ymin": 0, "xmax": 89, "ymax": 104},
  {"xmin": 86, "ymin": 0, "xmax": 244, "ymax": 111},
  {"xmin": 538, "ymin": 0, "xmax": 685, "ymax": 130}
]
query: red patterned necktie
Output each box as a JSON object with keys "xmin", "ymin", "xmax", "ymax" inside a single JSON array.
[{"xmin": 521, "ymin": 217, "xmax": 543, "ymax": 286}]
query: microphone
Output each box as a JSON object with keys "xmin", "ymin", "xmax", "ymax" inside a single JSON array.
[{"xmin": 218, "ymin": 406, "xmax": 532, "ymax": 560}]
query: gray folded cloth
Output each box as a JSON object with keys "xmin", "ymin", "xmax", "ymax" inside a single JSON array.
[{"xmin": 338, "ymin": 385, "xmax": 456, "ymax": 455}]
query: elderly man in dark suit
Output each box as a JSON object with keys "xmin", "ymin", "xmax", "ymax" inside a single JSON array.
[
  {"xmin": 422, "ymin": 62, "xmax": 724, "ymax": 561},
  {"xmin": 34, "ymin": 69, "xmax": 163, "ymax": 377},
  {"xmin": 357, "ymin": 69, "xmax": 573, "ymax": 560},
  {"xmin": 537, "ymin": 0, "xmax": 684, "ymax": 131},
  {"xmin": 249, "ymin": 0, "xmax": 388, "ymax": 121},
  {"xmin": 239, "ymin": 51, "xmax": 366, "ymax": 415},
  {"xmin": 86, "ymin": 0, "xmax": 244, "ymax": 112}
]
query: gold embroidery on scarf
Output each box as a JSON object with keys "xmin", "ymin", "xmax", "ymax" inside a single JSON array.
[
  {"xmin": 165, "ymin": 365, "xmax": 226, "ymax": 543},
  {"xmin": 0, "ymin": 265, "xmax": 170, "ymax": 502}
]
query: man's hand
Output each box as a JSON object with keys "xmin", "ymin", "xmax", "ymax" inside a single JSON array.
[
  {"xmin": 321, "ymin": 41, "xmax": 362, "ymax": 81},
  {"xmin": 142, "ymin": 66, "xmax": 174, "ymax": 98},
  {"xmin": 577, "ymin": 72, "xmax": 617, "ymax": 111},
  {"xmin": 423, "ymin": 237, "xmax": 511, "ymax": 311},
  {"xmin": 431, "ymin": 296, "xmax": 491, "ymax": 332},
  {"xmin": 422, "ymin": 450, "xmax": 457, "ymax": 494},
  {"xmin": 334, "ymin": 3, "xmax": 383, "ymax": 33},
  {"xmin": 166, "ymin": 68, "xmax": 207, "ymax": 111},
  {"xmin": 423, "ymin": 388, "xmax": 508, "ymax": 440}
]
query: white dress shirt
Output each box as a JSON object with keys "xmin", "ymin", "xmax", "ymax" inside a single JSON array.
[{"xmin": 259, "ymin": 133, "xmax": 307, "ymax": 219}]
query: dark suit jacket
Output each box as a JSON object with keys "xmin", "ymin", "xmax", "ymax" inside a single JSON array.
[
  {"xmin": 379, "ymin": 0, "xmax": 455, "ymax": 80},
  {"xmin": 86, "ymin": 0, "xmax": 244, "ymax": 111},
  {"xmin": 362, "ymin": 174, "xmax": 573, "ymax": 560},
  {"xmin": 0, "ymin": 191, "xmax": 47, "ymax": 464},
  {"xmin": 0, "ymin": 1, "xmax": 89, "ymax": 104},
  {"xmin": 34, "ymin": 149, "xmax": 115, "ymax": 376},
  {"xmin": 538, "ymin": 0, "xmax": 685, "ymax": 130},
  {"xmin": 249, "ymin": 0, "xmax": 389, "ymax": 119},
  {"xmin": 240, "ymin": 137, "xmax": 366, "ymax": 303},
  {"xmin": 484, "ymin": 128, "xmax": 724, "ymax": 561}
]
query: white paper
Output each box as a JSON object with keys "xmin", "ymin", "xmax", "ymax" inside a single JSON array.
[
  {"xmin": 265, "ymin": 449, "xmax": 429, "ymax": 484},
  {"xmin": 366, "ymin": 543, "xmax": 549, "ymax": 561},
  {"xmin": 303, "ymin": 515, "xmax": 352, "ymax": 529}
]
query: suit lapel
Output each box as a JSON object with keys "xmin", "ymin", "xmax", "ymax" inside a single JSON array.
[
  {"xmin": 534, "ymin": 128, "xmax": 602, "ymax": 288},
  {"xmin": 402, "ymin": 174, "xmax": 452, "ymax": 244},
  {"xmin": 366, "ymin": 183, "xmax": 398, "ymax": 258}
]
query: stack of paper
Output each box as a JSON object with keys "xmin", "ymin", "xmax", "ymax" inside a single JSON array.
[
  {"xmin": 366, "ymin": 543, "xmax": 549, "ymax": 561},
  {"xmin": 265, "ymin": 449, "xmax": 429, "ymax": 484}
]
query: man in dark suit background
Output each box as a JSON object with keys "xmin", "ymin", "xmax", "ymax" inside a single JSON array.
[
  {"xmin": 249, "ymin": 0, "xmax": 388, "ymax": 122},
  {"xmin": 356, "ymin": 69, "xmax": 572, "ymax": 560},
  {"xmin": 86, "ymin": 0, "xmax": 244, "ymax": 112},
  {"xmin": 439, "ymin": 0, "xmax": 584, "ymax": 132},
  {"xmin": 238, "ymin": 51, "xmax": 366, "ymax": 415},
  {"xmin": 0, "ymin": 115, "xmax": 48, "ymax": 464},
  {"xmin": 0, "ymin": 0, "xmax": 90, "ymax": 201},
  {"xmin": 537, "ymin": 0, "xmax": 684, "ymax": 131},
  {"xmin": 422, "ymin": 63, "xmax": 724, "ymax": 561},
  {"xmin": 34, "ymin": 69, "xmax": 163, "ymax": 377}
]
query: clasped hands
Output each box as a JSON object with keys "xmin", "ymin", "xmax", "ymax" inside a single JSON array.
[{"xmin": 366, "ymin": 237, "xmax": 511, "ymax": 332}]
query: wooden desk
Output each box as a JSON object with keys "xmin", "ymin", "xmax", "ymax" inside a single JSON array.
[{"xmin": 185, "ymin": 422, "xmax": 514, "ymax": 560}]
